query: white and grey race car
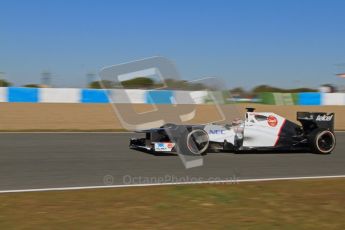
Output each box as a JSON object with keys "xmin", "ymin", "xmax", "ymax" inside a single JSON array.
[{"xmin": 129, "ymin": 108, "xmax": 336, "ymax": 155}]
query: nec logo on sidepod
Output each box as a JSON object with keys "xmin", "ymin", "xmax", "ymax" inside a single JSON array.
[{"xmin": 209, "ymin": 130, "xmax": 226, "ymax": 135}]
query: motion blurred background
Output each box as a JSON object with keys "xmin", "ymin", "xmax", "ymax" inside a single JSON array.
[
  {"xmin": 1, "ymin": 0, "xmax": 345, "ymax": 90},
  {"xmin": 1, "ymin": 0, "xmax": 345, "ymax": 131}
]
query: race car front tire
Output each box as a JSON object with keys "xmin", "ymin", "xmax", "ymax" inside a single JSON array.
[{"xmin": 177, "ymin": 128, "xmax": 209, "ymax": 155}]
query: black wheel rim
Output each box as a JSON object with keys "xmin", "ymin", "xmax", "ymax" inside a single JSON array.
[
  {"xmin": 187, "ymin": 131, "xmax": 208, "ymax": 154},
  {"xmin": 318, "ymin": 132, "xmax": 334, "ymax": 152}
]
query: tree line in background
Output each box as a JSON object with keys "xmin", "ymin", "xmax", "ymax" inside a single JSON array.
[
  {"xmin": 0, "ymin": 77, "xmax": 325, "ymax": 97},
  {"xmin": 230, "ymin": 85, "xmax": 318, "ymax": 98},
  {"xmin": 89, "ymin": 78, "xmax": 209, "ymax": 91},
  {"xmin": 0, "ymin": 79, "xmax": 42, "ymax": 88}
]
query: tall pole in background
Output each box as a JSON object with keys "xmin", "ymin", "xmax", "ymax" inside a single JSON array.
[
  {"xmin": 41, "ymin": 71, "xmax": 52, "ymax": 87},
  {"xmin": 86, "ymin": 72, "xmax": 95, "ymax": 88},
  {"xmin": 335, "ymin": 63, "xmax": 345, "ymax": 92}
]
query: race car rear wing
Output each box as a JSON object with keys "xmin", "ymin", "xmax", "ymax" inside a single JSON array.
[{"xmin": 297, "ymin": 112, "xmax": 334, "ymax": 132}]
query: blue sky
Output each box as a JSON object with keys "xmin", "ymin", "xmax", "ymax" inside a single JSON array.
[{"xmin": 1, "ymin": 0, "xmax": 345, "ymax": 89}]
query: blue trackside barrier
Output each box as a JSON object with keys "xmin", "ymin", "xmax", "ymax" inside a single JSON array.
[
  {"xmin": 298, "ymin": 92, "xmax": 321, "ymax": 105},
  {"xmin": 8, "ymin": 87, "xmax": 39, "ymax": 103},
  {"xmin": 1, "ymin": 87, "xmax": 342, "ymax": 105},
  {"xmin": 81, "ymin": 89, "xmax": 109, "ymax": 103},
  {"xmin": 145, "ymin": 90, "xmax": 174, "ymax": 104}
]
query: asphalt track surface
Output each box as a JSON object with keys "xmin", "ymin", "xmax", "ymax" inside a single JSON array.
[{"xmin": 0, "ymin": 133, "xmax": 344, "ymax": 191}]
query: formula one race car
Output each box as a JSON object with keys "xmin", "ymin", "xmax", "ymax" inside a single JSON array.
[{"xmin": 129, "ymin": 108, "xmax": 336, "ymax": 155}]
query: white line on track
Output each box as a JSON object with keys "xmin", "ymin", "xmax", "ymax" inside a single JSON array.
[{"xmin": 1, "ymin": 175, "xmax": 345, "ymax": 194}]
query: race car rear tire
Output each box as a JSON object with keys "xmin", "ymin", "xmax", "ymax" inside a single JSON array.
[{"xmin": 309, "ymin": 129, "xmax": 336, "ymax": 154}]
